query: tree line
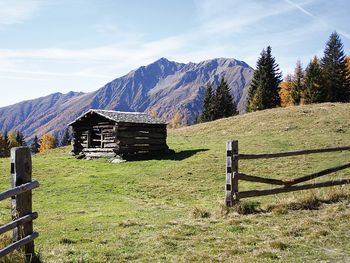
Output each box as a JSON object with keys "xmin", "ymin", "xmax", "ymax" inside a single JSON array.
[
  {"xmin": 247, "ymin": 31, "xmax": 350, "ymax": 111},
  {"xmin": 0, "ymin": 128, "xmax": 71, "ymax": 157}
]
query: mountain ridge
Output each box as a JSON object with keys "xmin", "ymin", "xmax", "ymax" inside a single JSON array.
[{"xmin": 0, "ymin": 57, "xmax": 254, "ymax": 140}]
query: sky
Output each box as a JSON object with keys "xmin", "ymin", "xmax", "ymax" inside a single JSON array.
[{"xmin": 0, "ymin": 0, "xmax": 349, "ymax": 107}]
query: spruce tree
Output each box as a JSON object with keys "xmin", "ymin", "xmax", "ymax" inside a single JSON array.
[
  {"xmin": 291, "ymin": 61, "xmax": 305, "ymax": 105},
  {"xmin": 60, "ymin": 128, "xmax": 71, "ymax": 146},
  {"xmin": 30, "ymin": 136, "xmax": 40, "ymax": 154},
  {"xmin": 0, "ymin": 132, "xmax": 7, "ymax": 157},
  {"xmin": 16, "ymin": 131, "xmax": 26, "ymax": 146},
  {"xmin": 304, "ymin": 56, "xmax": 325, "ymax": 104},
  {"xmin": 321, "ymin": 31, "xmax": 350, "ymax": 102},
  {"xmin": 247, "ymin": 46, "xmax": 282, "ymax": 111},
  {"xmin": 213, "ymin": 77, "xmax": 237, "ymax": 119},
  {"xmin": 200, "ymin": 82, "xmax": 214, "ymax": 122}
]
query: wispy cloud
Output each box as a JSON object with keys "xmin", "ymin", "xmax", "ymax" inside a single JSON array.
[
  {"xmin": 284, "ymin": 0, "xmax": 315, "ymax": 18},
  {"xmin": 0, "ymin": 0, "xmax": 42, "ymax": 26}
]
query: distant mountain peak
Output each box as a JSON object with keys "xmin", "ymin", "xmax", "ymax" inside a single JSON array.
[{"xmin": 0, "ymin": 57, "xmax": 254, "ymax": 141}]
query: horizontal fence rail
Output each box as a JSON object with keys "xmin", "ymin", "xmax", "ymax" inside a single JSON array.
[
  {"xmin": 0, "ymin": 147, "xmax": 39, "ymax": 260},
  {"xmin": 239, "ymin": 146, "xmax": 350, "ymax": 160},
  {"xmin": 225, "ymin": 140, "xmax": 350, "ymax": 206},
  {"xmin": 0, "ymin": 181, "xmax": 39, "ymax": 202}
]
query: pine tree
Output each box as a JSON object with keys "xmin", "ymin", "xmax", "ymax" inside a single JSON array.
[
  {"xmin": 321, "ymin": 31, "xmax": 350, "ymax": 102},
  {"xmin": 247, "ymin": 46, "xmax": 282, "ymax": 111},
  {"xmin": 279, "ymin": 74, "xmax": 293, "ymax": 107},
  {"xmin": 16, "ymin": 131, "xmax": 26, "ymax": 146},
  {"xmin": 30, "ymin": 136, "xmax": 40, "ymax": 154},
  {"xmin": 304, "ymin": 56, "xmax": 325, "ymax": 104},
  {"xmin": 39, "ymin": 133, "xmax": 56, "ymax": 153},
  {"xmin": 291, "ymin": 61, "xmax": 305, "ymax": 105},
  {"xmin": 0, "ymin": 132, "xmax": 7, "ymax": 157},
  {"xmin": 213, "ymin": 77, "xmax": 238, "ymax": 119},
  {"xmin": 200, "ymin": 82, "xmax": 214, "ymax": 122},
  {"xmin": 7, "ymin": 130, "xmax": 19, "ymax": 149},
  {"xmin": 60, "ymin": 128, "xmax": 71, "ymax": 146}
]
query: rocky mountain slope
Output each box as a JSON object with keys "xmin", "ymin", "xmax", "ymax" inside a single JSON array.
[{"xmin": 0, "ymin": 57, "xmax": 253, "ymax": 140}]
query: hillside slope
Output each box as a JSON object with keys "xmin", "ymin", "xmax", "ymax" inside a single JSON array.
[
  {"xmin": 0, "ymin": 103, "xmax": 349, "ymax": 262},
  {"xmin": 0, "ymin": 57, "xmax": 253, "ymax": 140}
]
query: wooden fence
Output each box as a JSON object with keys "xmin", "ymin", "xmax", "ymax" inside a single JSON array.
[
  {"xmin": 225, "ymin": 140, "xmax": 350, "ymax": 206},
  {"xmin": 0, "ymin": 147, "xmax": 39, "ymax": 260}
]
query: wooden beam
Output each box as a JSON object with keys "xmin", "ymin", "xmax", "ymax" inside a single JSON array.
[
  {"xmin": 226, "ymin": 140, "xmax": 238, "ymax": 206},
  {"xmin": 238, "ymin": 179, "xmax": 350, "ymax": 198},
  {"xmin": 0, "ymin": 181, "xmax": 39, "ymax": 202},
  {"xmin": 238, "ymin": 173, "xmax": 285, "ymax": 185},
  {"xmin": 0, "ymin": 232, "xmax": 39, "ymax": 258},
  {"xmin": 239, "ymin": 146, "xmax": 350, "ymax": 160},
  {"xmin": 285, "ymin": 162, "xmax": 350, "ymax": 186},
  {"xmin": 0, "ymin": 213, "xmax": 38, "ymax": 235}
]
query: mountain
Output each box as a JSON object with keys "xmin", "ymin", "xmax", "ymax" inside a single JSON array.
[{"xmin": 0, "ymin": 57, "xmax": 254, "ymax": 140}]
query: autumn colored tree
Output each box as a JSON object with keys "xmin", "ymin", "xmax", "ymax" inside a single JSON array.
[
  {"xmin": 148, "ymin": 109, "xmax": 158, "ymax": 119},
  {"xmin": 321, "ymin": 31, "xmax": 350, "ymax": 102},
  {"xmin": 304, "ymin": 56, "xmax": 325, "ymax": 104},
  {"xmin": 7, "ymin": 130, "xmax": 19, "ymax": 149},
  {"xmin": 279, "ymin": 74, "xmax": 293, "ymax": 107},
  {"xmin": 39, "ymin": 133, "xmax": 56, "ymax": 153},
  {"xmin": 291, "ymin": 60, "xmax": 305, "ymax": 105},
  {"xmin": 169, "ymin": 111, "xmax": 182, "ymax": 129},
  {"xmin": 247, "ymin": 46, "xmax": 282, "ymax": 111}
]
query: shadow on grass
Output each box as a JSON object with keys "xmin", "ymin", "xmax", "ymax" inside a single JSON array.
[
  {"xmin": 222, "ymin": 190, "xmax": 350, "ymax": 215},
  {"xmin": 126, "ymin": 149, "xmax": 209, "ymax": 161}
]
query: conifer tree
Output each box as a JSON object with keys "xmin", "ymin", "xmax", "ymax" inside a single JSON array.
[
  {"xmin": 213, "ymin": 77, "xmax": 238, "ymax": 119},
  {"xmin": 247, "ymin": 46, "xmax": 282, "ymax": 111},
  {"xmin": 304, "ymin": 56, "xmax": 325, "ymax": 104},
  {"xmin": 291, "ymin": 61, "xmax": 305, "ymax": 105},
  {"xmin": 30, "ymin": 136, "xmax": 40, "ymax": 154},
  {"xmin": 60, "ymin": 128, "xmax": 71, "ymax": 146},
  {"xmin": 7, "ymin": 130, "xmax": 19, "ymax": 149},
  {"xmin": 16, "ymin": 131, "xmax": 26, "ymax": 146},
  {"xmin": 200, "ymin": 82, "xmax": 214, "ymax": 122},
  {"xmin": 321, "ymin": 31, "xmax": 350, "ymax": 102},
  {"xmin": 0, "ymin": 132, "xmax": 7, "ymax": 157},
  {"xmin": 3, "ymin": 132, "xmax": 9, "ymax": 157},
  {"xmin": 279, "ymin": 74, "xmax": 293, "ymax": 107},
  {"xmin": 39, "ymin": 133, "xmax": 56, "ymax": 153}
]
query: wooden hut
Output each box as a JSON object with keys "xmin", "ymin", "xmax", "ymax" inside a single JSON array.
[{"xmin": 69, "ymin": 109, "xmax": 169, "ymax": 159}]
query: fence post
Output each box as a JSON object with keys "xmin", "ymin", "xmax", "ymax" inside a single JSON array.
[
  {"xmin": 10, "ymin": 147, "xmax": 35, "ymax": 259},
  {"xmin": 226, "ymin": 140, "xmax": 239, "ymax": 206}
]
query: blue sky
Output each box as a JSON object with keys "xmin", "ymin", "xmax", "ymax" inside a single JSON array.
[{"xmin": 0, "ymin": 0, "xmax": 349, "ymax": 107}]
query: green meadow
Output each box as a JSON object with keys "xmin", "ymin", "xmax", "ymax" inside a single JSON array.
[{"xmin": 0, "ymin": 103, "xmax": 349, "ymax": 262}]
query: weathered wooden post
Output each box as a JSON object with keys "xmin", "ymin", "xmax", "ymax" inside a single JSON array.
[
  {"xmin": 11, "ymin": 147, "xmax": 35, "ymax": 258},
  {"xmin": 226, "ymin": 140, "xmax": 239, "ymax": 206}
]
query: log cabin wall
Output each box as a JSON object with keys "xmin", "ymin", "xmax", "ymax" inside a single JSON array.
[
  {"xmin": 70, "ymin": 110, "xmax": 168, "ymax": 159},
  {"xmin": 115, "ymin": 123, "xmax": 168, "ymax": 157},
  {"xmin": 71, "ymin": 113, "xmax": 117, "ymax": 158}
]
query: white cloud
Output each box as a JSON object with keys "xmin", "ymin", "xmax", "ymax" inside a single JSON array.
[{"xmin": 0, "ymin": 0, "xmax": 41, "ymax": 26}]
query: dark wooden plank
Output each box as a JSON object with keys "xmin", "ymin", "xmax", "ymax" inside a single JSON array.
[
  {"xmin": 0, "ymin": 232, "xmax": 39, "ymax": 257},
  {"xmin": 0, "ymin": 212, "xmax": 38, "ymax": 235},
  {"xmin": 10, "ymin": 147, "xmax": 35, "ymax": 258},
  {"xmin": 118, "ymin": 131, "xmax": 166, "ymax": 139},
  {"xmin": 238, "ymin": 179, "xmax": 350, "ymax": 198},
  {"xmin": 117, "ymin": 138, "xmax": 166, "ymax": 145},
  {"xmin": 225, "ymin": 140, "xmax": 238, "ymax": 206},
  {"xmin": 239, "ymin": 173, "xmax": 285, "ymax": 185},
  {"xmin": 285, "ymin": 162, "xmax": 350, "ymax": 186},
  {"xmin": 0, "ymin": 181, "xmax": 39, "ymax": 202},
  {"xmin": 239, "ymin": 146, "xmax": 350, "ymax": 159}
]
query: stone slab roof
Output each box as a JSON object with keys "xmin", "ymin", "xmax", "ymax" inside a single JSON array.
[{"xmin": 69, "ymin": 109, "xmax": 166, "ymax": 125}]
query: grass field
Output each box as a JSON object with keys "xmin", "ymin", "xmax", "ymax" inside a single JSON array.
[{"xmin": 0, "ymin": 103, "xmax": 349, "ymax": 262}]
